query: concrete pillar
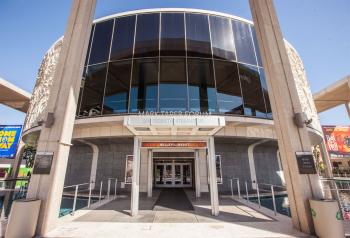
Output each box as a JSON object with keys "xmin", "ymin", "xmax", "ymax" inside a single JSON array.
[
  {"xmin": 24, "ymin": 0, "xmax": 96, "ymax": 235},
  {"xmin": 195, "ymin": 149, "xmax": 201, "ymax": 198},
  {"xmin": 345, "ymin": 102, "xmax": 350, "ymax": 118},
  {"xmin": 131, "ymin": 137, "xmax": 140, "ymax": 216},
  {"xmin": 207, "ymin": 137, "xmax": 219, "ymax": 216},
  {"xmin": 147, "ymin": 149, "xmax": 153, "ymax": 197},
  {"xmin": 78, "ymin": 140, "xmax": 99, "ymax": 189},
  {"xmin": 249, "ymin": 0, "xmax": 323, "ymax": 233},
  {"xmin": 247, "ymin": 140, "xmax": 269, "ymax": 189}
]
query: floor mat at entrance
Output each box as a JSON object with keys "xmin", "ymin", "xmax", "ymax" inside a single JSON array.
[{"xmin": 153, "ymin": 188, "xmax": 194, "ymax": 211}]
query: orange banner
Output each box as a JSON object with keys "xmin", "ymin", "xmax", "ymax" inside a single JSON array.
[{"xmin": 141, "ymin": 141, "xmax": 206, "ymax": 148}]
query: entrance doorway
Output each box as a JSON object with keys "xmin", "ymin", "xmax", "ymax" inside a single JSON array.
[{"xmin": 154, "ymin": 160, "xmax": 192, "ymax": 187}]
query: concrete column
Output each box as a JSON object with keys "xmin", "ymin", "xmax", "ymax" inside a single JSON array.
[
  {"xmin": 207, "ymin": 137, "xmax": 219, "ymax": 216},
  {"xmin": 147, "ymin": 149, "xmax": 153, "ymax": 197},
  {"xmin": 345, "ymin": 102, "xmax": 350, "ymax": 118},
  {"xmin": 247, "ymin": 140, "xmax": 269, "ymax": 189},
  {"xmin": 195, "ymin": 149, "xmax": 201, "ymax": 198},
  {"xmin": 78, "ymin": 140, "xmax": 99, "ymax": 189},
  {"xmin": 24, "ymin": 0, "xmax": 96, "ymax": 235},
  {"xmin": 249, "ymin": 0, "xmax": 323, "ymax": 234},
  {"xmin": 131, "ymin": 137, "xmax": 140, "ymax": 216}
]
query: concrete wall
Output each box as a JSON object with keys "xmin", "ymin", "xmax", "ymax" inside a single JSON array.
[{"xmin": 64, "ymin": 144, "xmax": 93, "ymax": 186}]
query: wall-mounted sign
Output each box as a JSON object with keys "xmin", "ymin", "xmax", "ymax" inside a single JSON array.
[
  {"xmin": 33, "ymin": 152, "xmax": 54, "ymax": 174},
  {"xmin": 0, "ymin": 125, "xmax": 22, "ymax": 159},
  {"xmin": 141, "ymin": 141, "xmax": 207, "ymax": 148},
  {"xmin": 296, "ymin": 152, "xmax": 317, "ymax": 174},
  {"xmin": 322, "ymin": 126, "xmax": 350, "ymax": 159}
]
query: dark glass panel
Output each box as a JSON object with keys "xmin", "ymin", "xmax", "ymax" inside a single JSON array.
[
  {"xmin": 110, "ymin": 16, "xmax": 136, "ymax": 61},
  {"xmin": 186, "ymin": 14, "xmax": 212, "ymax": 58},
  {"xmin": 251, "ymin": 27, "xmax": 263, "ymax": 67},
  {"xmin": 209, "ymin": 16, "xmax": 236, "ymax": 61},
  {"xmin": 134, "ymin": 14, "xmax": 160, "ymax": 58},
  {"xmin": 160, "ymin": 13, "xmax": 185, "ymax": 56},
  {"xmin": 84, "ymin": 25, "xmax": 95, "ymax": 66},
  {"xmin": 259, "ymin": 69, "xmax": 272, "ymax": 118},
  {"xmin": 130, "ymin": 58, "xmax": 159, "ymax": 112},
  {"xmin": 238, "ymin": 64, "xmax": 267, "ymax": 117},
  {"xmin": 79, "ymin": 64, "xmax": 108, "ymax": 117},
  {"xmin": 103, "ymin": 60, "xmax": 132, "ymax": 114},
  {"xmin": 232, "ymin": 20, "xmax": 257, "ymax": 65},
  {"xmin": 76, "ymin": 67, "xmax": 87, "ymax": 116},
  {"xmin": 188, "ymin": 58, "xmax": 217, "ymax": 112},
  {"xmin": 88, "ymin": 20, "xmax": 114, "ymax": 65},
  {"xmin": 214, "ymin": 60, "xmax": 243, "ymax": 114},
  {"xmin": 159, "ymin": 58, "xmax": 187, "ymax": 112}
]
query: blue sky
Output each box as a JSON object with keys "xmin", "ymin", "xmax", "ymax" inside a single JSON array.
[{"xmin": 0, "ymin": 0, "xmax": 349, "ymax": 125}]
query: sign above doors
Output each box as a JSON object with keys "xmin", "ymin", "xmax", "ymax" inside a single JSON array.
[{"xmin": 141, "ymin": 141, "xmax": 206, "ymax": 148}]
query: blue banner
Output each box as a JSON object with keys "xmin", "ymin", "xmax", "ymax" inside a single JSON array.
[{"xmin": 0, "ymin": 125, "xmax": 22, "ymax": 159}]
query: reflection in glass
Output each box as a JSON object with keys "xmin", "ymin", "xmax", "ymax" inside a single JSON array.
[
  {"xmin": 110, "ymin": 16, "xmax": 136, "ymax": 61},
  {"xmin": 188, "ymin": 58, "xmax": 217, "ymax": 112},
  {"xmin": 79, "ymin": 64, "xmax": 108, "ymax": 117},
  {"xmin": 159, "ymin": 58, "xmax": 187, "ymax": 112},
  {"xmin": 134, "ymin": 14, "xmax": 160, "ymax": 58},
  {"xmin": 259, "ymin": 69, "xmax": 272, "ymax": 118},
  {"xmin": 84, "ymin": 25, "xmax": 95, "ymax": 66},
  {"xmin": 186, "ymin": 14, "xmax": 212, "ymax": 58},
  {"xmin": 130, "ymin": 58, "xmax": 159, "ymax": 112},
  {"xmin": 232, "ymin": 20, "xmax": 257, "ymax": 65},
  {"xmin": 103, "ymin": 60, "xmax": 131, "ymax": 114},
  {"xmin": 238, "ymin": 64, "xmax": 267, "ymax": 117},
  {"xmin": 88, "ymin": 20, "xmax": 114, "ymax": 65},
  {"xmin": 214, "ymin": 60, "xmax": 243, "ymax": 114},
  {"xmin": 161, "ymin": 13, "xmax": 185, "ymax": 56},
  {"xmin": 251, "ymin": 27, "xmax": 263, "ymax": 67},
  {"xmin": 209, "ymin": 16, "xmax": 236, "ymax": 61}
]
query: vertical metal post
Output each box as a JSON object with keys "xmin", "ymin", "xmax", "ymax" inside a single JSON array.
[
  {"xmin": 115, "ymin": 179, "xmax": 117, "ymax": 197},
  {"xmin": 257, "ymin": 183, "xmax": 261, "ymax": 208},
  {"xmin": 99, "ymin": 181, "xmax": 103, "ymax": 203},
  {"xmin": 230, "ymin": 179, "xmax": 234, "ymax": 199},
  {"xmin": 88, "ymin": 182, "xmax": 92, "ymax": 208},
  {"xmin": 72, "ymin": 185, "xmax": 79, "ymax": 215},
  {"xmin": 107, "ymin": 179, "xmax": 111, "ymax": 199},
  {"xmin": 271, "ymin": 185, "xmax": 277, "ymax": 216},
  {"xmin": 237, "ymin": 179, "xmax": 241, "ymax": 199},
  {"xmin": 245, "ymin": 181, "xmax": 249, "ymax": 202}
]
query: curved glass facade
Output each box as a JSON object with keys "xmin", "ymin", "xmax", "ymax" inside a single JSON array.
[{"xmin": 77, "ymin": 10, "xmax": 272, "ymax": 119}]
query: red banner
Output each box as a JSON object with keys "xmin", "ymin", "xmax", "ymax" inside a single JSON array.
[
  {"xmin": 322, "ymin": 126, "xmax": 350, "ymax": 159},
  {"xmin": 141, "ymin": 141, "xmax": 206, "ymax": 148}
]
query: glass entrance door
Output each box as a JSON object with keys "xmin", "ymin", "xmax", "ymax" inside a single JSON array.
[{"xmin": 154, "ymin": 161, "xmax": 192, "ymax": 187}]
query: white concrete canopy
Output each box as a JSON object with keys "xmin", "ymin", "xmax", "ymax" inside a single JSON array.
[
  {"xmin": 0, "ymin": 77, "xmax": 31, "ymax": 112},
  {"xmin": 313, "ymin": 75, "xmax": 350, "ymax": 113}
]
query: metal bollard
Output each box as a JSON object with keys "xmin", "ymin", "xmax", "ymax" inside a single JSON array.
[
  {"xmin": 72, "ymin": 185, "xmax": 79, "ymax": 215},
  {"xmin": 271, "ymin": 185, "xmax": 277, "ymax": 216},
  {"xmin": 114, "ymin": 178, "xmax": 118, "ymax": 197},
  {"xmin": 257, "ymin": 183, "xmax": 261, "ymax": 208},
  {"xmin": 99, "ymin": 181, "xmax": 103, "ymax": 203},
  {"xmin": 88, "ymin": 182, "xmax": 92, "ymax": 208},
  {"xmin": 230, "ymin": 179, "xmax": 234, "ymax": 199},
  {"xmin": 245, "ymin": 181, "xmax": 249, "ymax": 202},
  {"xmin": 107, "ymin": 179, "xmax": 111, "ymax": 199},
  {"xmin": 237, "ymin": 179, "xmax": 241, "ymax": 199}
]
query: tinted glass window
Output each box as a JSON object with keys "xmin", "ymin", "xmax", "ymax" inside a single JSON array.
[
  {"xmin": 88, "ymin": 20, "xmax": 114, "ymax": 65},
  {"xmin": 186, "ymin": 14, "xmax": 212, "ymax": 58},
  {"xmin": 188, "ymin": 58, "xmax": 217, "ymax": 112},
  {"xmin": 110, "ymin": 16, "xmax": 136, "ymax": 61},
  {"xmin": 232, "ymin": 20, "xmax": 257, "ymax": 65},
  {"xmin": 134, "ymin": 14, "xmax": 160, "ymax": 58},
  {"xmin": 238, "ymin": 64, "xmax": 266, "ymax": 117},
  {"xmin": 130, "ymin": 58, "xmax": 159, "ymax": 112},
  {"xmin": 214, "ymin": 60, "xmax": 243, "ymax": 114},
  {"xmin": 103, "ymin": 60, "xmax": 131, "ymax": 114},
  {"xmin": 159, "ymin": 58, "xmax": 187, "ymax": 112},
  {"xmin": 251, "ymin": 27, "xmax": 263, "ymax": 67},
  {"xmin": 160, "ymin": 13, "xmax": 185, "ymax": 56},
  {"xmin": 209, "ymin": 16, "xmax": 236, "ymax": 61},
  {"xmin": 84, "ymin": 26, "xmax": 95, "ymax": 66},
  {"xmin": 79, "ymin": 63, "xmax": 108, "ymax": 117},
  {"xmin": 259, "ymin": 69, "xmax": 272, "ymax": 118}
]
